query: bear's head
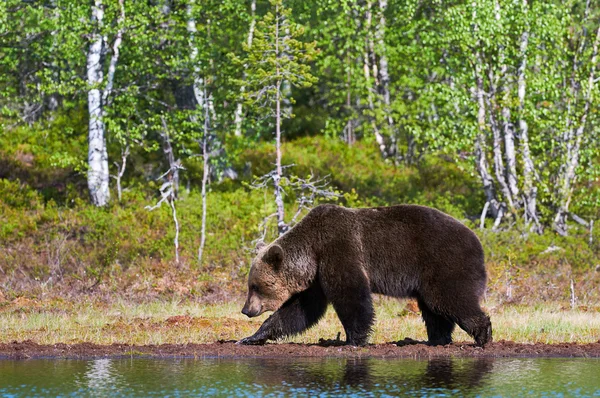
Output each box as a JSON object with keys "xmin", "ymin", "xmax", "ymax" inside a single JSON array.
[{"xmin": 241, "ymin": 242, "xmax": 291, "ymax": 318}]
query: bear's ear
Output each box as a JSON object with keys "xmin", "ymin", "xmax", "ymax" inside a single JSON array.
[
  {"xmin": 255, "ymin": 240, "xmax": 266, "ymax": 252},
  {"xmin": 263, "ymin": 244, "xmax": 284, "ymax": 270}
]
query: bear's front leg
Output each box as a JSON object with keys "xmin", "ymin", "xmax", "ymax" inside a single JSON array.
[
  {"xmin": 331, "ymin": 293, "xmax": 374, "ymax": 346},
  {"xmin": 237, "ymin": 331, "xmax": 268, "ymax": 345},
  {"xmin": 320, "ymin": 255, "xmax": 375, "ymax": 346},
  {"xmin": 238, "ymin": 283, "xmax": 328, "ymax": 345}
]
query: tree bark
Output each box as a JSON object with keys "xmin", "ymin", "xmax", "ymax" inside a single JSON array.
[
  {"xmin": 486, "ymin": 90, "xmax": 514, "ymax": 211},
  {"xmin": 160, "ymin": 117, "xmax": 180, "ymax": 199},
  {"xmin": 516, "ymin": 0, "xmax": 539, "ymax": 229},
  {"xmin": 471, "ymin": 4, "xmax": 500, "ymax": 221},
  {"xmin": 474, "ymin": 68, "xmax": 500, "ymax": 221},
  {"xmin": 87, "ymin": 0, "xmax": 110, "ymax": 206},
  {"xmin": 112, "ymin": 144, "xmax": 129, "ymax": 202},
  {"xmin": 343, "ymin": 52, "xmax": 355, "ymax": 145},
  {"xmin": 554, "ymin": 26, "xmax": 600, "ymax": 234},
  {"xmin": 186, "ymin": 0, "xmax": 212, "ymax": 263},
  {"xmin": 274, "ymin": 3, "xmax": 286, "ymax": 236},
  {"xmin": 376, "ymin": 0, "xmax": 395, "ymax": 157},
  {"xmin": 493, "ymin": 0, "xmax": 518, "ymax": 208},
  {"xmin": 198, "ymin": 85, "xmax": 211, "ymax": 265},
  {"xmin": 234, "ymin": 0, "xmax": 257, "ymax": 137},
  {"xmin": 362, "ymin": 1, "xmax": 386, "ymax": 157},
  {"xmin": 103, "ymin": 0, "xmax": 124, "ymax": 107}
]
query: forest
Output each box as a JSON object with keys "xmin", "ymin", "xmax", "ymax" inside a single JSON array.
[{"xmin": 0, "ymin": 0, "xmax": 599, "ymax": 305}]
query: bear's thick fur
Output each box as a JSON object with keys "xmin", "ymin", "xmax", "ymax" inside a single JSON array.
[{"xmin": 240, "ymin": 204, "xmax": 492, "ymax": 346}]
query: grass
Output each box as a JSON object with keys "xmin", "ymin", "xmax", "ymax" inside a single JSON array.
[{"xmin": 1, "ymin": 296, "xmax": 599, "ymax": 346}]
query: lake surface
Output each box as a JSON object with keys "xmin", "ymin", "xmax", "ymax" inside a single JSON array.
[{"xmin": 0, "ymin": 357, "xmax": 599, "ymax": 397}]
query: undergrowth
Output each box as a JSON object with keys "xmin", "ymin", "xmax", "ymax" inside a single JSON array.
[{"xmin": 0, "ymin": 135, "xmax": 599, "ymax": 306}]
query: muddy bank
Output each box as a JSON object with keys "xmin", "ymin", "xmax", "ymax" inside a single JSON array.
[{"xmin": 1, "ymin": 340, "xmax": 600, "ymax": 360}]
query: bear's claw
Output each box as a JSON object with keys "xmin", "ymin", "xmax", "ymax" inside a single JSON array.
[{"xmin": 236, "ymin": 335, "xmax": 267, "ymax": 345}]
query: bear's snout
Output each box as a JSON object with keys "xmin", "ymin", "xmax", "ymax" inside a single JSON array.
[
  {"xmin": 241, "ymin": 306, "xmax": 252, "ymax": 317},
  {"xmin": 241, "ymin": 300, "xmax": 261, "ymax": 317}
]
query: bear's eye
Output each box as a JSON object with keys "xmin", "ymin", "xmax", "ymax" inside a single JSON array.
[{"xmin": 251, "ymin": 284, "xmax": 260, "ymax": 293}]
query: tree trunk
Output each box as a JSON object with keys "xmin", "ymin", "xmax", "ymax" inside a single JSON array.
[
  {"xmin": 474, "ymin": 68, "xmax": 500, "ymax": 221},
  {"xmin": 501, "ymin": 93, "xmax": 518, "ymax": 202},
  {"xmin": 87, "ymin": 0, "xmax": 110, "ymax": 206},
  {"xmin": 343, "ymin": 52, "xmax": 355, "ymax": 145},
  {"xmin": 102, "ymin": 0, "xmax": 124, "ymax": 107},
  {"xmin": 112, "ymin": 144, "xmax": 129, "ymax": 202},
  {"xmin": 186, "ymin": 0, "xmax": 212, "ymax": 263},
  {"xmin": 554, "ymin": 26, "xmax": 600, "ymax": 234},
  {"xmin": 234, "ymin": 0, "xmax": 257, "ymax": 137},
  {"xmin": 362, "ymin": 1, "xmax": 386, "ymax": 157},
  {"xmin": 376, "ymin": 0, "xmax": 395, "ymax": 158},
  {"xmin": 486, "ymin": 90, "xmax": 514, "ymax": 211},
  {"xmin": 493, "ymin": 0, "xmax": 518, "ymax": 208},
  {"xmin": 516, "ymin": 0, "xmax": 539, "ymax": 229},
  {"xmin": 274, "ymin": 3, "xmax": 286, "ymax": 236},
  {"xmin": 471, "ymin": 4, "xmax": 500, "ymax": 222},
  {"xmin": 187, "ymin": 1, "xmax": 205, "ymax": 109},
  {"xmin": 198, "ymin": 86, "xmax": 211, "ymax": 265},
  {"xmin": 160, "ymin": 117, "xmax": 180, "ymax": 199}
]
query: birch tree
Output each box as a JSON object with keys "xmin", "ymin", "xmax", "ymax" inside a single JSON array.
[
  {"xmin": 86, "ymin": 0, "xmax": 125, "ymax": 206},
  {"xmin": 233, "ymin": 0, "xmax": 257, "ymax": 137},
  {"xmin": 553, "ymin": 23, "xmax": 600, "ymax": 234}
]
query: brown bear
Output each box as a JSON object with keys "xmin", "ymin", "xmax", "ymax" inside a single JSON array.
[{"xmin": 239, "ymin": 204, "xmax": 492, "ymax": 347}]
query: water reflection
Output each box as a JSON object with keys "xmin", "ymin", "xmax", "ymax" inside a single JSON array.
[
  {"xmin": 242, "ymin": 356, "xmax": 494, "ymax": 394},
  {"xmin": 0, "ymin": 356, "xmax": 597, "ymax": 396},
  {"xmin": 421, "ymin": 358, "xmax": 494, "ymax": 390}
]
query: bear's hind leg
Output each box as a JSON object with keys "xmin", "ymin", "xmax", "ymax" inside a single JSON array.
[
  {"xmin": 417, "ymin": 298, "xmax": 455, "ymax": 346},
  {"xmin": 238, "ymin": 282, "xmax": 328, "ymax": 345}
]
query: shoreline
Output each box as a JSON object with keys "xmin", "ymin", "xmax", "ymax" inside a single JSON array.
[{"xmin": 2, "ymin": 340, "xmax": 600, "ymax": 360}]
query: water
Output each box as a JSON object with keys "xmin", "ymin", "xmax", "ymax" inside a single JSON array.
[{"xmin": 0, "ymin": 357, "xmax": 599, "ymax": 397}]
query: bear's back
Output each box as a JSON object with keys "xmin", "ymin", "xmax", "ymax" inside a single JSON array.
[{"xmin": 316, "ymin": 204, "xmax": 485, "ymax": 297}]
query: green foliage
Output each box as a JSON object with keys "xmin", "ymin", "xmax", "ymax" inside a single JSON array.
[
  {"xmin": 232, "ymin": 0, "xmax": 318, "ymax": 122},
  {"xmin": 235, "ymin": 136, "xmax": 482, "ymax": 217},
  {"xmin": 1, "ymin": 0, "xmax": 599, "ymax": 300}
]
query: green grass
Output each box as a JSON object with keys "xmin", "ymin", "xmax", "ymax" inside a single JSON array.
[{"xmin": 1, "ymin": 297, "xmax": 598, "ymax": 346}]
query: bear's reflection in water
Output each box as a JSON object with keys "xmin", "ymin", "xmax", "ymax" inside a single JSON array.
[{"xmin": 245, "ymin": 357, "xmax": 494, "ymax": 393}]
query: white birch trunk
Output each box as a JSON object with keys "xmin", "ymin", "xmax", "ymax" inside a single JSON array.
[
  {"xmin": 87, "ymin": 0, "xmax": 110, "ymax": 206},
  {"xmin": 486, "ymin": 92, "xmax": 514, "ymax": 210},
  {"xmin": 517, "ymin": 0, "xmax": 539, "ymax": 228},
  {"xmin": 169, "ymin": 199, "xmax": 180, "ymax": 265},
  {"xmin": 472, "ymin": 4, "xmax": 500, "ymax": 221},
  {"xmin": 376, "ymin": 0, "xmax": 395, "ymax": 156},
  {"xmin": 187, "ymin": 4, "xmax": 216, "ymax": 121},
  {"xmin": 343, "ymin": 52, "xmax": 355, "ymax": 145},
  {"xmin": 187, "ymin": 1, "xmax": 212, "ymax": 263},
  {"xmin": 474, "ymin": 71, "xmax": 500, "ymax": 220},
  {"xmin": 554, "ymin": 26, "xmax": 600, "ymax": 234},
  {"xmin": 367, "ymin": 1, "xmax": 378, "ymax": 86},
  {"xmin": 234, "ymin": 0, "xmax": 257, "ymax": 137},
  {"xmin": 198, "ymin": 85, "xmax": 211, "ymax": 264},
  {"xmin": 187, "ymin": 1, "xmax": 205, "ymax": 109},
  {"xmin": 493, "ymin": 0, "xmax": 518, "ymax": 206},
  {"xmin": 363, "ymin": 1, "xmax": 386, "ymax": 157},
  {"xmin": 112, "ymin": 144, "xmax": 129, "ymax": 202},
  {"xmin": 103, "ymin": 0, "xmax": 124, "ymax": 107}
]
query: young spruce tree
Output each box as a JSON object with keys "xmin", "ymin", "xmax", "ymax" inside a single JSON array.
[{"xmin": 239, "ymin": 0, "xmax": 317, "ymax": 236}]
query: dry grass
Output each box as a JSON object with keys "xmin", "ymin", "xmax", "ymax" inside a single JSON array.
[{"xmin": 1, "ymin": 296, "xmax": 599, "ymax": 346}]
